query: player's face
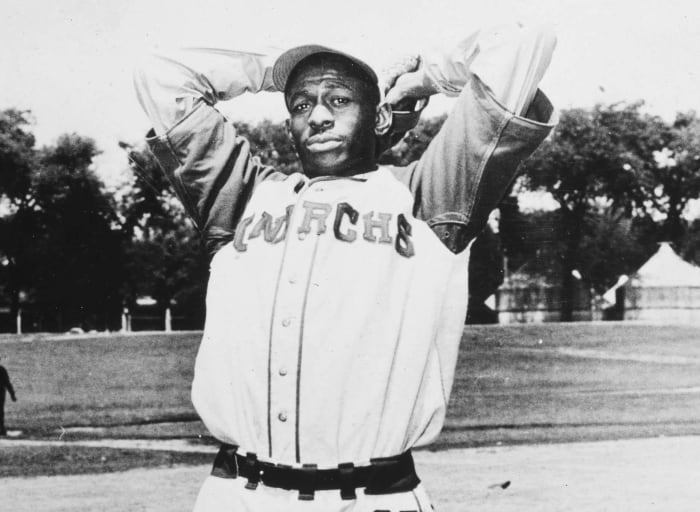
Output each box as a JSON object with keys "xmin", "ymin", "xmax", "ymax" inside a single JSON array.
[{"xmin": 285, "ymin": 56, "xmax": 379, "ymax": 178}]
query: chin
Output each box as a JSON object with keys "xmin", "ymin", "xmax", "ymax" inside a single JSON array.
[{"xmin": 301, "ymin": 153, "xmax": 349, "ymax": 177}]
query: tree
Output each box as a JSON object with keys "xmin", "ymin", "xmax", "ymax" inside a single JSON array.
[
  {"xmin": 576, "ymin": 208, "xmax": 658, "ymax": 294},
  {"xmin": 641, "ymin": 112, "xmax": 700, "ymax": 246},
  {"xmin": 0, "ymin": 122, "xmax": 124, "ymax": 332},
  {"xmin": 519, "ymin": 103, "xmax": 670, "ymax": 320},
  {"xmin": 0, "ymin": 109, "xmax": 38, "ymax": 330},
  {"xmin": 118, "ymin": 142, "xmax": 209, "ymax": 329},
  {"xmin": 0, "ymin": 109, "xmax": 35, "ymax": 203},
  {"xmin": 682, "ymin": 218, "xmax": 700, "ymax": 266},
  {"xmin": 378, "ymin": 115, "xmax": 446, "ymax": 167},
  {"xmin": 235, "ymin": 120, "xmax": 301, "ymax": 175},
  {"xmin": 29, "ymin": 134, "xmax": 122, "ymax": 331},
  {"xmin": 498, "ymin": 195, "xmax": 548, "ymax": 271}
]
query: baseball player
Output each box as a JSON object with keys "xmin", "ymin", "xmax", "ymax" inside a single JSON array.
[{"xmin": 135, "ymin": 22, "xmax": 557, "ymax": 511}]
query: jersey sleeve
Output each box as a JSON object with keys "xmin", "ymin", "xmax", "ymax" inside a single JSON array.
[
  {"xmin": 133, "ymin": 48, "xmax": 283, "ymax": 256},
  {"xmin": 392, "ymin": 24, "xmax": 558, "ymax": 253}
]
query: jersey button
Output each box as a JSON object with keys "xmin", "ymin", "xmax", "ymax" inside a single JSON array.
[
  {"xmin": 288, "ymin": 276, "xmax": 297, "ymax": 284},
  {"xmin": 281, "ymin": 318, "xmax": 292, "ymax": 327},
  {"xmin": 278, "ymin": 367, "xmax": 288, "ymax": 376},
  {"xmin": 278, "ymin": 412, "xmax": 288, "ymax": 422}
]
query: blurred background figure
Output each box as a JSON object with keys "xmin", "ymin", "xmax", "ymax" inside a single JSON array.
[{"xmin": 0, "ymin": 356, "xmax": 18, "ymax": 436}]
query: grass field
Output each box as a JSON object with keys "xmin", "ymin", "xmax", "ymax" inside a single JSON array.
[
  {"xmin": 1, "ymin": 323, "xmax": 700, "ymax": 475},
  {"xmin": 0, "ymin": 332, "xmax": 200, "ymax": 435},
  {"xmin": 440, "ymin": 322, "xmax": 700, "ymax": 447}
]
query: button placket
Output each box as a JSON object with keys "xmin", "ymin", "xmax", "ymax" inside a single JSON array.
[{"xmin": 268, "ymin": 188, "xmax": 319, "ymax": 461}]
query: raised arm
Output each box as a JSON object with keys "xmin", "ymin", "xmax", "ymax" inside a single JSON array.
[
  {"xmin": 387, "ymin": 24, "xmax": 558, "ymax": 253},
  {"xmin": 133, "ymin": 48, "xmax": 282, "ymax": 256}
]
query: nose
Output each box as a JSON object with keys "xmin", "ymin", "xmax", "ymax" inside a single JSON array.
[{"xmin": 308, "ymin": 103, "xmax": 334, "ymax": 131}]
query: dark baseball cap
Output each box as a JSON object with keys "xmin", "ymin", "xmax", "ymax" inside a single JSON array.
[{"xmin": 272, "ymin": 44, "xmax": 378, "ymax": 92}]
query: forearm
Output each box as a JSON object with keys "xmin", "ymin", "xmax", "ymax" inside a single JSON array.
[
  {"xmin": 401, "ymin": 23, "xmax": 558, "ymax": 252},
  {"xmin": 134, "ymin": 48, "xmax": 279, "ymax": 135},
  {"xmin": 133, "ymin": 47, "xmax": 283, "ymax": 246},
  {"xmin": 422, "ymin": 23, "xmax": 556, "ymax": 115}
]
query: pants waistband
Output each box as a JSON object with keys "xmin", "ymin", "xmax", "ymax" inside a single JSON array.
[{"xmin": 210, "ymin": 445, "xmax": 420, "ymax": 501}]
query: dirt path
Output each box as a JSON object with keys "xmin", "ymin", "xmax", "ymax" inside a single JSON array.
[
  {"xmin": 0, "ymin": 437, "xmax": 215, "ymax": 453},
  {"xmin": 2, "ymin": 435, "xmax": 699, "ymax": 511}
]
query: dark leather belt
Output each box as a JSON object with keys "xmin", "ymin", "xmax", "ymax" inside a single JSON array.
[{"xmin": 211, "ymin": 444, "xmax": 420, "ymax": 500}]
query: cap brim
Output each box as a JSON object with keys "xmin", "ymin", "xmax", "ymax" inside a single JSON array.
[{"xmin": 272, "ymin": 44, "xmax": 378, "ymax": 92}]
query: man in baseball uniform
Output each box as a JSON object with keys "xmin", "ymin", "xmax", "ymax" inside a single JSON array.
[{"xmin": 135, "ymin": 22, "xmax": 557, "ymax": 511}]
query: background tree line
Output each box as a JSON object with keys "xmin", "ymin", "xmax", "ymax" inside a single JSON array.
[{"xmin": 1, "ymin": 103, "xmax": 699, "ymax": 332}]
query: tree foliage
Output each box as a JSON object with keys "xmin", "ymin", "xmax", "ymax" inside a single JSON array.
[
  {"xmin": 235, "ymin": 120, "xmax": 301, "ymax": 175},
  {"xmin": 519, "ymin": 103, "xmax": 671, "ymax": 319},
  {"xmin": 0, "ymin": 110, "xmax": 39, "ymax": 331},
  {"xmin": 642, "ymin": 111, "xmax": 700, "ymax": 245},
  {"xmin": 119, "ymin": 142, "xmax": 208, "ymax": 328},
  {"xmin": 2, "ymin": 100, "xmax": 700, "ymax": 331},
  {"xmin": 379, "ymin": 115, "xmax": 446, "ymax": 167},
  {"xmin": 29, "ymin": 134, "xmax": 122, "ymax": 330},
  {"xmin": 0, "ymin": 114, "xmax": 123, "ymax": 331},
  {"xmin": 0, "ymin": 109, "xmax": 36, "ymax": 206},
  {"xmin": 522, "ymin": 103, "xmax": 670, "ymax": 216}
]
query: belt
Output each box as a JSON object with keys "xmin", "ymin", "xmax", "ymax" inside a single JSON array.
[{"xmin": 211, "ymin": 444, "xmax": 420, "ymax": 500}]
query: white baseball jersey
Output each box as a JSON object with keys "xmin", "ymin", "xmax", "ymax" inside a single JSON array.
[
  {"xmin": 198, "ymin": 166, "xmax": 468, "ymax": 465},
  {"xmin": 135, "ymin": 23, "xmax": 557, "ymax": 511}
]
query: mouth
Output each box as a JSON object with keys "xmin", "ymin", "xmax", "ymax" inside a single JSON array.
[{"xmin": 305, "ymin": 135, "xmax": 343, "ymax": 153}]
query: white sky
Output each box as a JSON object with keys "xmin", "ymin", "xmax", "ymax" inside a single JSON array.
[{"xmin": 1, "ymin": 0, "xmax": 699, "ymax": 191}]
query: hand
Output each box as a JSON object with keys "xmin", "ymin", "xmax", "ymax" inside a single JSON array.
[
  {"xmin": 382, "ymin": 55, "xmax": 437, "ymax": 107},
  {"xmin": 11, "ymin": 395, "xmax": 16, "ymax": 402}
]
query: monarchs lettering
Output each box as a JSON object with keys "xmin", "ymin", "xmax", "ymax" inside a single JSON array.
[{"xmin": 234, "ymin": 201, "xmax": 414, "ymax": 258}]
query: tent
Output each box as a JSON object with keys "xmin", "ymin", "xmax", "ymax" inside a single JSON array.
[{"xmin": 604, "ymin": 242, "xmax": 700, "ymax": 323}]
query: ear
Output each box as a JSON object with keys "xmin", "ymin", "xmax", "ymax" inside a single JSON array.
[
  {"xmin": 285, "ymin": 118, "xmax": 293, "ymax": 141},
  {"xmin": 285, "ymin": 119, "xmax": 300, "ymax": 155},
  {"xmin": 374, "ymin": 102, "xmax": 392, "ymax": 136}
]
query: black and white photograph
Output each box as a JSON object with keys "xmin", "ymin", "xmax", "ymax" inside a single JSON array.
[{"xmin": 1, "ymin": 1, "xmax": 699, "ymax": 510}]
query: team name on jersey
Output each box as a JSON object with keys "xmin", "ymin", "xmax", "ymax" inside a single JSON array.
[{"xmin": 233, "ymin": 200, "xmax": 415, "ymax": 258}]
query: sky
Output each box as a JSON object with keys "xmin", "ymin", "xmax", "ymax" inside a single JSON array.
[{"xmin": 1, "ymin": 0, "xmax": 699, "ymax": 195}]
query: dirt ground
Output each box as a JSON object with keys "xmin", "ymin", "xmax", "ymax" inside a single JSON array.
[{"xmin": 2, "ymin": 435, "xmax": 699, "ymax": 511}]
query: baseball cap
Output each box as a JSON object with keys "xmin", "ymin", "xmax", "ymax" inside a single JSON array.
[{"xmin": 272, "ymin": 44, "xmax": 378, "ymax": 92}]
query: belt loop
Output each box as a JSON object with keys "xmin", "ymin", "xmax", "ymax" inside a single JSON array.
[
  {"xmin": 244, "ymin": 452, "xmax": 262, "ymax": 490},
  {"xmin": 211, "ymin": 444, "xmax": 238, "ymax": 479},
  {"xmin": 338, "ymin": 462, "xmax": 357, "ymax": 500},
  {"xmin": 298, "ymin": 464, "xmax": 318, "ymax": 501}
]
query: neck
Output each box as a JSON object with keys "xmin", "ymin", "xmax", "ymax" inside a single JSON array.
[{"xmin": 303, "ymin": 158, "xmax": 378, "ymax": 179}]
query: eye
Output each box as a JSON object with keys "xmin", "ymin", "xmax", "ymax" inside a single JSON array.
[
  {"xmin": 291, "ymin": 101, "xmax": 311, "ymax": 114},
  {"xmin": 331, "ymin": 96, "xmax": 351, "ymax": 107}
]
